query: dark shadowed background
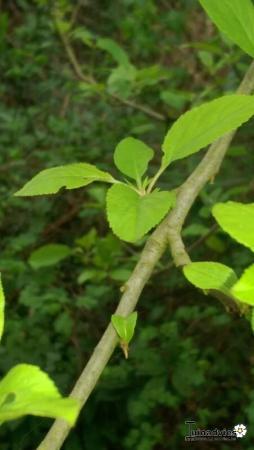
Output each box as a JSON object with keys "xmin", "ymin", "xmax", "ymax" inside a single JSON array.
[{"xmin": 0, "ymin": 1, "xmax": 254, "ymax": 449}]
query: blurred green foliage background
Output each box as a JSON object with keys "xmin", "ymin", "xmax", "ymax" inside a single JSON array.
[{"xmin": 1, "ymin": 0, "xmax": 254, "ymax": 449}]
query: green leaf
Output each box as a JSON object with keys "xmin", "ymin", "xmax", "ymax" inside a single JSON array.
[
  {"xmin": 205, "ymin": 235, "xmax": 226, "ymax": 254},
  {"xmin": 135, "ymin": 65, "xmax": 168, "ymax": 89},
  {"xmin": 77, "ymin": 269, "xmax": 98, "ymax": 285},
  {"xmin": 111, "ymin": 312, "xmax": 138, "ymax": 343},
  {"xmin": 97, "ymin": 38, "xmax": 130, "ymax": 66},
  {"xmin": 231, "ymin": 264, "xmax": 254, "ymax": 306},
  {"xmin": 75, "ymin": 228, "xmax": 97, "ymax": 249},
  {"xmin": 55, "ymin": 19, "xmax": 71, "ymax": 34},
  {"xmin": 212, "ymin": 201, "xmax": 254, "ymax": 251},
  {"xmin": 198, "ymin": 50, "xmax": 214, "ymax": 70},
  {"xmin": 110, "ymin": 268, "xmax": 132, "ymax": 282},
  {"xmin": 78, "ymin": 82, "xmax": 105, "ymax": 96},
  {"xmin": 114, "ymin": 137, "xmax": 154, "ymax": 181},
  {"xmin": 72, "ymin": 27, "xmax": 94, "ymax": 47},
  {"xmin": 199, "ymin": 0, "xmax": 254, "ymax": 58},
  {"xmin": 107, "ymin": 64, "xmax": 137, "ymax": 98},
  {"xmin": 54, "ymin": 311, "xmax": 73, "ymax": 337},
  {"xmin": 183, "ymin": 262, "xmax": 238, "ymax": 295},
  {"xmin": 29, "ymin": 244, "xmax": 72, "ymax": 269},
  {"xmin": 160, "ymin": 90, "xmax": 191, "ymax": 110},
  {"xmin": 106, "ymin": 184, "xmax": 176, "ymax": 242},
  {"xmin": 0, "ymin": 364, "xmax": 79, "ymax": 424},
  {"xmin": 0, "ymin": 275, "xmax": 4, "ymax": 342},
  {"xmin": 162, "ymin": 95, "xmax": 254, "ymax": 167},
  {"xmin": 14, "ymin": 163, "xmax": 115, "ymax": 196}
]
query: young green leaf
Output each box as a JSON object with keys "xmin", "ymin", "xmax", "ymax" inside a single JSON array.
[
  {"xmin": 162, "ymin": 95, "xmax": 254, "ymax": 168},
  {"xmin": 183, "ymin": 262, "xmax": 238, "ymax": 295},
  {"xmin": 0, "ymin": 364, "xmax": 79, "ymax": 425},
  {"xmin": 29, "ymin": 244, "xmax": 72, "ymax": 269},
  {"xmin": 111, "ymin": 312, "xmax": 138, "ymax": 358},
  {"xmin": 0, "ymin": 275, "xmax": 5, "ymax": 342},
  {"xmin": 212, "ymin": 201, "xmax": 254, "ymax": 251},
  {"xmin": 14, "ymin": 163, "xmax": 116, "ymax": 196},
  {"xmin": 114, "ymin": 137, "xmax": 154, "ymax": 181},
  {"xmin": 106, "ymin": 184, "xmax": 176, "ymax": 242},
  {"xmin": 231, "ymin": 265, "xmax": 254, "ymax": 306},
  {"xmin": 199, "ymin": 0, "xmax": 254, "ymax": 58},
  {"xmin": 111, "ymin": 312, "xmax": 137, "ymax": 343}
]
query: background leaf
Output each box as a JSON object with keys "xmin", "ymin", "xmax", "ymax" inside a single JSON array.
[
  {"xmin": 72, "ymin": 27, "xmax": 94, "ymax": 47},
  {"xmin": 107, "ymin": 64, "xmax": 137, "ymax": 98},
  {"xmin": 106, "ymin": 184, "xmax": 175, "ymax": 242},
  {"xmin": 97, "ymin": 38, "xmax": 130, "ymax": 66},
  {"xmin": 15, "ymin": 164, "xmax": 115, "ymax": 196},
  {"xmin": 212, "ymin": 201, "xmax": 254, "ymax": 251},
  {"xmin": 199, "ymin": 0, "xmax": 254, "ymax": 58},
  {"xmin": 183, "ymin": 261, "xmax": 238, "ymax": 295},
  {"xmin": 29, "ymin": 244, "xmax": 72, "ymax": 269},
  {"xmin": 0, "ymin": 364, "xmax": 79, "ymax": 424},
  {"xmin": 114, "ymin": 137, "xmax": 154, "ymax": 181},
  {"xmin": 162, "ymin": 95, "xmax": 254, "ymax": 167}
]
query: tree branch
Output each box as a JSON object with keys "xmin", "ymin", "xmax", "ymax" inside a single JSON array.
[
  {"xmin": 37, "ymin": 60, "xmax": 254, "ymax": 450},
  {"xmin": 168, "ymin": 62, "xmax": 254, "ymax": 266}
]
